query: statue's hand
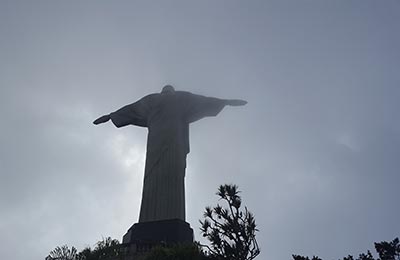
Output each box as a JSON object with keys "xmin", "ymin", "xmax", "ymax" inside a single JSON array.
[
  {"xmin": 93, "ymin": 114, "xmax": 111, "ymax": 125},
  {"xmin": 226, "ymin": 99, "xmax": 247, "ymax": 106}
]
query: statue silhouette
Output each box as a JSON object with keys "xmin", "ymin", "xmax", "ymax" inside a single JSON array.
[{"xmin": 94, "ymin": 85, "xmax": 246, "ymax": 223}]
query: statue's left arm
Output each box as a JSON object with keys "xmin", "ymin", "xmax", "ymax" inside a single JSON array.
[
  {"xmin": 183, "ymin": 92, "xmax": 247, "ymax": 123},
  {"xmin": 224, "ymin": 99, "xmax": 247, "ymax": 106}
]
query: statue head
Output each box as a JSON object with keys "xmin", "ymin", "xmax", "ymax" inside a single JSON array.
[{"xmin": 161, "ymin": 85, "xmax": 175, "ymax": 94}]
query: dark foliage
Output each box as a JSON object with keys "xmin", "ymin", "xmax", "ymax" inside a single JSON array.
[
  {"xmin": 45, "ymin": 245, "xmax": 79, "ymax": 260},
  {"xmin": 77, "ymin": 237, "xmax": 120, "ymax": 260},
  {"xmin": 292, "ymin": 237, "xmax": 399, "ymax": 260},
  {"xmin": 292, "ymin": 255, "xmax": 322, "ymax": 260},
  {"xmin": 45, "ymin": 237, "xmax": 119, "ymax": 260},
  {"xmin": 375, "ymin": 238, "xmax": 400, "ymax": 260},
  {"xmin": 200, "ymin": 184, "xmax": 260, "ymax": 260}
]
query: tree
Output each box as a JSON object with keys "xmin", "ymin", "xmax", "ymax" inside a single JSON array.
[
  {"xmin": 46, "ymin": 237, "xmax": 120, "ymax": 260},
  {"xmin": 292, "ymin": 256, "xmax": 322, "ymax": 260},
  {"xmin": 292, "ymin": 237, "xmax": 400, "ymax": 260},
  {"xmin": 45, "ymin": 245, "xmax": 79, "ymax": 260},
  {"xmin": 200, "ymin": 184, "xmax": 260, "ymax": 260},
  {"xmin": 375, "ymin": 238, "xmax": 400, "ymax": 260},
  {"xmin": 76, "ymin": 237, "xmax": 120, "ymax": 260}
]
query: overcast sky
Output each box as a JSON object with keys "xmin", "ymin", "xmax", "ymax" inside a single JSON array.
[{"xmin": 1, "ymin": 1, "xmax": 399, "ymax": 260}]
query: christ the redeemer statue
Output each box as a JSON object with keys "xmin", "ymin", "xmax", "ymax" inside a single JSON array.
[{"xmin": 94, "ymin": 85, "xmax": 246, "ymax": 223}]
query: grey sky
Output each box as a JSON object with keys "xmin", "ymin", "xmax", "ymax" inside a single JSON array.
[{"xmin": 1, "ymin": 1, "xmax": 399, "ymax": 259}]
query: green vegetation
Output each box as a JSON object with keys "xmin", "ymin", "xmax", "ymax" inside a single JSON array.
[
  {"xmin": 45, "ymin": 237, "xmax": 120, "ymax": 260},
  {"xmin": 292, "ymin": 237, "xmax": 400, "ymax": 260},
  {"xmin": 200, "ymin": 184, "xmax": 260, "ymax": 260}
]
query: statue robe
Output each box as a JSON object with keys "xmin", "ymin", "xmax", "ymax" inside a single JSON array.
[{"xmin": 109, "ymin": 91, "xmax": 226, "ymax": 222}]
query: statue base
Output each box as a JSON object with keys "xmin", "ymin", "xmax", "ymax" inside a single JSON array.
[{"xmin": 122, "ymin": 218, "xmax": 193, "ymax": 245}]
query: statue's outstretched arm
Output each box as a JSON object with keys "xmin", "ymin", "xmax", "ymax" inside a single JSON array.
[
  {"xmin": 93, "ymin": 114, "xmax": 111, "ymax": 125},
  {"xmin": 224, "ymin": 99, "xmax": 247, "ymax": 106}
]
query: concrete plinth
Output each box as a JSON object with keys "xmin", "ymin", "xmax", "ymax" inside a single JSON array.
[{"xmin": 122, "ymin": 218, "xmax": 193, "ymax": 245}]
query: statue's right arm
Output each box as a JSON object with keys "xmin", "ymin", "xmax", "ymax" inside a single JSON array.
[{"xmin": 93, "ymin": 114, "xmax": 111, "ymax": 125}]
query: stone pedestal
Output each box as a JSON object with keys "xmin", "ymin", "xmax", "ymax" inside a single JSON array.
[{"xmin": 122, "ymin": 218, "xmax": 193, "ymax": 245}]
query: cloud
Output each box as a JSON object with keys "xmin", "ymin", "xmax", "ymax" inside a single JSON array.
[{"xmin": 1, "ymin": 1, "xmax": 399, "ymax": 260}]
